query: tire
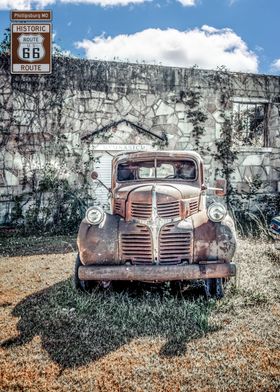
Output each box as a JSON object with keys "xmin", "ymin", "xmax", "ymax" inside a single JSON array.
[
  {"xmin": 74, "ymin": 253, "xmax": 94, "ymax": 292},
  {"xmin": 74, "ymin": 254, "xmax": 111, "ymax": 292},
  {"xmin": 204, "ymin": 278, "xmax": 224, "ymax": 299}
]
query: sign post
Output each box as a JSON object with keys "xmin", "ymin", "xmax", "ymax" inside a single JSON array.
[{"xmin": 11, "ymin": 11, "xmax": 52, "ymax": 74}]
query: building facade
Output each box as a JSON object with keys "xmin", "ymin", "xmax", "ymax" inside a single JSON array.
[{"xmin": 0, "ymin": 55, "xmax": 279, "ymax": 226}]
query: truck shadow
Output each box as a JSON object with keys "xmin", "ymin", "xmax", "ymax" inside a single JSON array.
[{"xmin": 1, "ymin": 279, "xmax": 219, "ymax": 369}]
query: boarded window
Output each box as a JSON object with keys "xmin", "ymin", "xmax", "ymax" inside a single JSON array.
[{"xmin": 232, "ymin": 102, "xmax": 268, "ymax": 147}]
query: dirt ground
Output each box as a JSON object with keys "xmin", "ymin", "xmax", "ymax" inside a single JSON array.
[{"xmin": 0, "ymin": 236, "xmax": 280, "ymax": 392}]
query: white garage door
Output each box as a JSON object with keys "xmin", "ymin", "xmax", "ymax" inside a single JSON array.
[
  {"xmin": 93, "ymin": 152, "xmax": 115, "ymax": 210},
  {"xmin": 92, "ymin": 144, "xmax": 155, "ymax": 211}
]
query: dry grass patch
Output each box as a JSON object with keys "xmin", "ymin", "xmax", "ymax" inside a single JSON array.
[{"xmin": 0, "ymin": 237, "xmax": 280, "ymax": 391}]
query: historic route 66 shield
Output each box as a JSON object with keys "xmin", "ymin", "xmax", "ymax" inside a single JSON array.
[{"xmin": 17, "ymin": 34, "xmax": 45, "ymax": 62}]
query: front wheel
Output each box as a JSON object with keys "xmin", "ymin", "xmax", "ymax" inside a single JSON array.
[
  {"xmin": 74, "ymin": 254, "xmax": 95, "ymax": 292},
  {"xmin": 74, "ymin": 254, "xmax": 111, "ymax": 292},
  {"xmin": 204, "ymin": 278, "xmax": 224, "ymax": 299}
]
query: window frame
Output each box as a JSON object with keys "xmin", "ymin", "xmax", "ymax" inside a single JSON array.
[{"xmin": 231, "ymin": 98, "xmax": 269, "ymax": 148}]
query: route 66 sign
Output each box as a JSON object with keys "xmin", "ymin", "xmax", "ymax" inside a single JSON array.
[
  {"xmin": 11, "ymin": 23, "xmax": 52, "ymax": 74},
  {"xmin": 17, "ymin": 34, "xmax": 45, "ymax": 62}
]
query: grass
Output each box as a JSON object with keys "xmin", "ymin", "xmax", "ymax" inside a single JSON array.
[
  {"xmin": 0, "ymin": 237, "xmax": 280, "ymax": 391},
  {"xmin": 2, "ymin": 282, "xmax": 215, "ymax": 367},
  {"xmin": 0, "ymin": 234, "xmax": 77, "ymax": 257}
]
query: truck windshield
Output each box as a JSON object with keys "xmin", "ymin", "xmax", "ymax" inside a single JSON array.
[{"xmin": 117, "ymin": 159, "xmax": 196, "ymax": 182}]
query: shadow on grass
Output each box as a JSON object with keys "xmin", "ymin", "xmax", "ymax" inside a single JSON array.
[
  {"xmin": 0, "ymin": 235, "xmax": 77, "ymax": 257},
  {"xmin": 1, "ymin": 279, "xmax": 218, "ymax": 368}
]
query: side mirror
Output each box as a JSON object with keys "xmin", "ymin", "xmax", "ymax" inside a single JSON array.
[
  {"xmin": 215, "ymin": 179, "xmax": 227, "ymax": 197},
  {"xmin": 91, "ymin": 171, "xmax": 99, "ymax": 180},
  {"xmin": 91, "ymin": 171, "xmax": 111, "ymax": 193}
]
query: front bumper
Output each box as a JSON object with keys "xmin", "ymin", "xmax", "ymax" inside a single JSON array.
[{"xmin": 78, "ymin": 262, "xmax": 236, "ymax": 282}]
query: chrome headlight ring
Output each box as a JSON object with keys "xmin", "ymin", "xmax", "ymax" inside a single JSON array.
[
  {"xmin": 207, "ymin": 203, "xmax": 227, "ymax": 223},
  {"xmin": 85, "ymin": 206, "xmax": 105, "ymax": 225}
]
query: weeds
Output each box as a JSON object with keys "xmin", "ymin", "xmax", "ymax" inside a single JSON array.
[{"xmin": 230, "ymin": 205, "xmax": 273, "ymax": 239}]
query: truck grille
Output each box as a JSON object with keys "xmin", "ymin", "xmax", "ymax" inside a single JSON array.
[
  {"xmin": 121, "ymin": 224, "xmax": 153, "ymax": 264},
  {"xmin": 121, "ymin": 224, "xmax": 192, "ymax": 265},
  {"xmin": 157, "ymin": 201, "xmax": 180, "ymax": 218},
  {"xmin": 189, "ymin": 199, "xmax": 199, "ymax": 215},
  {"xmin": 131, "ymin": 202, "xmax": 152, "ymax": 219},
  {"xmin": 159, "ymin": 224, "xmax": 192, "ymax": 264},
  {"xmin": 131, "ymin": 200, "xmax": 180, "ymax": 219},
  {"xmin": 114, "ymin": 200, "xmax": 122, "ymax": 215}
]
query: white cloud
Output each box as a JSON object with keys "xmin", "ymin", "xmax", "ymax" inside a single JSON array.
[
  {"xmin": 271, "ymin": 59, "xmax": 280, "ymax": 72},
  {"xmin": 0, "ymin": 0, "xmax": 55, "ymax": 9},
  {"xmin": 76, "ymin": 25, "xmax": 258, "ymax": 73},
  {"xmin": 177, "ymin": 0, "xmax": 198, "ymax": 6},
  {"xmin": 0, "ymin": 0, "xmax": 31, "ymax": 9},
  {"xmin": 0, "ymin": 0, "xmax": 200, "ymax": 9},
  {"xmin": 0, "ymin": 0, "xmax": 148, "ymax": 9},
  {"xmin": 60, "ymin": 0, "xmax": 147, "ymax": 5}
]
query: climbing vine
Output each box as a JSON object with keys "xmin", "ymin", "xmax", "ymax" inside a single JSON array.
[
  {"xmin": 176, "ymin": 90, "xmax": 208, "ymax": 153},
  {"xmin": 214, "ymin": 115, "xmax": 238, "ymax": 204}
]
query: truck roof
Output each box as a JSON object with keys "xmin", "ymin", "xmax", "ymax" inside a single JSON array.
[{"xmin": 113, "ymin": 150, "xmax": 203, "ymax": 163}]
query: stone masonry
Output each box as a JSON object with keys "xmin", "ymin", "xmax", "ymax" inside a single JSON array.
[{"xmin": 0, "ymin": 55, "xmax": 279, "ymax": 224}]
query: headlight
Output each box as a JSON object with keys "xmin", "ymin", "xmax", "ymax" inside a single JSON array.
[
  {"xmin": 207, "ymin": 203, "xmax": 227, "ymax": 222},
  {"xmin": 85, "ymin": 206, "xmax": 105, "ymax": 225}
]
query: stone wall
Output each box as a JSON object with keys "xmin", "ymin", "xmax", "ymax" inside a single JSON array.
[{"xmin": 0, "ymin": 55, "xmax": 280, "ymax": 225}]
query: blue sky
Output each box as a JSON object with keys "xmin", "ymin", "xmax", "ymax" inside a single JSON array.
[{"xmin": 1, "ymin": 0, "xmax": 280, "ymax": 74}]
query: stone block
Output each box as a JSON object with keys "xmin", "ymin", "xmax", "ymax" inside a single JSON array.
[
  {"xmin": 201, "ymin": 128, "xmax": 215, "ymax": 143},
  {"xmin": 3, "ymin": 152, "xmax": 14, "ymax": 169},
  {"xmin": 115, "ymin": 96, "xmax": 132, "ymax": 114},
  {"xmin": 230, "ymin": 168, "xmax": 242, "ymax": 182},
  {"xmin": 13, "ymin": 152, "xmax": 24, "ymax": 171},
  {"xmin": 212, "ymin": 110, "xmax": 225, "ymax": 124},
  {"xmin": 145, "ymin": 94, "xmax": 156, "ymax": 108},
  {"xmin": 156, "ymin": 101, "xmax": 174, "ymax": 116},
  {"xmin": 107, "ymin": 93, "xmax": 118, "ymax": 101},
  {"xmin": 215, "ymin": 123, "xmax": 222, "ymax": 139},
  {"xmin": 206, "ymin": 101, "xmax": 217, "ymax": 114},
  {"xmin": 242, "ymin": 154, "xmax": 264, "ymax": 166},
  {"xmin": 175, "ymin": 102, "xmax": 186, "ymax": 112},
  {"xmin": 177, "ymin": 112, "xmax": 186, "ymax": 120},
  {"xmin": 153, "ymin": 115, "xmax": 168, "ymax": 125},
  {"xmin": 167, "ymin": 113, "xmax": 179, "ymax": 125},
  {"xmin": 178, "ymin": 121, "xmax": 193, "ymax": 135},
  {"xmin": 4, "ymin": 170, "xmax": 19, "ymax": 186}
]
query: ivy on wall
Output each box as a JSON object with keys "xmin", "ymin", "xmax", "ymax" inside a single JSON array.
[{"xmin": 176, "ymin": 90, "xmax": 208, "ymax": 153}]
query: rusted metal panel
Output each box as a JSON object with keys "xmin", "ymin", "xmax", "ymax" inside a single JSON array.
[
  {"xmin": 79, "ymin": 262, "xmax": 236, "ymax": 281},
  {"xmin": 192, "ymin": 211, "xmax": 236, "ymax": 263},
  {"xmin": 77, "ymin": 214, "xmax": 120, "ymax": 265}
]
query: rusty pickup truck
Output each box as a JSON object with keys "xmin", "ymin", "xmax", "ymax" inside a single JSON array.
[{"xmin": 75, "ymin": 151, "xmax": 237, "ymax": 297}]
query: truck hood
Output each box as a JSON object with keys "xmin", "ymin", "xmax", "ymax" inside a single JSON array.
[{"xmin": 115, "ymin": 182, "xmax": 201, "ymax": 202}]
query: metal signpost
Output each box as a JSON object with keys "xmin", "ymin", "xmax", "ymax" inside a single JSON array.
[{"xmin": 11, "ymin": 11, "xmax": 52, "ymax": 75}]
